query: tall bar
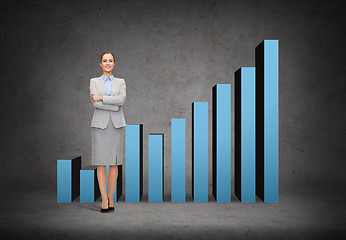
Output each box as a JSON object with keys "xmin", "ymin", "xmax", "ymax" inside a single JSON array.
[
  {"xmin": 148, "ymin": 134, "xmax": 164, "ymax": 202},
  {"xmin": 57, "ymin": 156, "xmax": 81, "ymax": 202},
  {"xmin": 171, "ymin": 119, "xmax": 185, "ymax": 202},
  {"xmin": 125, "ymin": 124, "xmax": 143, "ymax": 202},
  {"xmin": 212, "ymin": 84, "xmax": 231, "ymax": 202},
  {"xmin": 80, "ymin": 165, "xmax": 100, "ymax": 202},
  {"xmin": 106, "ymin": 165, "xmax": 123, "ymax": 202},
  {"xmin": 192, "ymin": 102, "xmax": 208, "ymax": 202},
  {"xmin": 235, "ymin": 68, "xmax": 256, "ymax": 202},
  {"xmin": 255, "ymin": 40, "xmax": 279, "ymax": 202}
]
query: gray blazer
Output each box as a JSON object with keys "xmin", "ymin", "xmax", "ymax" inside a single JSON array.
[{"xmin": 89, "ymin": 75, "xmax": 126, "ymax": 129}]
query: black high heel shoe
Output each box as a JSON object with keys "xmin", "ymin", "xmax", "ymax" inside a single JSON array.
[
  {"xmin": 101, "ymin": 198, "xmax": 109, "ymax": 213},
  {"xmin": 108, "ymin": 197, "xmax": 114, "ymax": 211}
]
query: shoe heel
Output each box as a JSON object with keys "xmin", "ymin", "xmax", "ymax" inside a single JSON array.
[
  {"xmin": 101, "ymin": 198, "xmax": 109, "ymax": 213},
  {"xmin": 108, "ymin": 197, "xmax": 115, "ymax": 211}
]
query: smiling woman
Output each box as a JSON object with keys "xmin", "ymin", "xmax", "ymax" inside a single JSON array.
[{"xmin": 89, "ymin": 51, "xmax": 127, "ymax": 213}]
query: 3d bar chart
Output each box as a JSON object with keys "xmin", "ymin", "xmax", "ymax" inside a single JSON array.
[
  {"xmin": 125, "ymin": 124, "xmax": 143, "ymax": 202},
  {"xmin": 57, "ymin": 156, "xmax": 81, "ymax": 202},
  {"xmin": 148, "ymin": 134, "xmax": 164, "ymax": 202},
  {"xmin": 255, "ymin": 40, "xmax": 279, "ymax": 202},
  {"xmin": 171, "ymin": 119, "xmax": 186, "ymax": 202},
  {"xmin": 192, "ymin": 102, "xmax": 208, "ymax": 202},
  {"xmin": 212, "ymin": 84, "xmax": 232, "ymax": 202},
  {"xmin": 56, "ymin": 40, "xmax": 279, "ymax": 205},
  {"xmin": 235, "ymin": 68, "xmax": 256, "ymax": 202}
]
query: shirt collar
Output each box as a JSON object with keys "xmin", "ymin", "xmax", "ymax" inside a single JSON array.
[{"xmin": 102, "ymin": 74, "xmax": 113, "ymax": 81}]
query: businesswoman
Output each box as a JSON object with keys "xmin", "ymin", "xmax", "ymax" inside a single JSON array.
[{"xmin": 90, "ymin": 51, "xmax": 126, "ymax": 213}]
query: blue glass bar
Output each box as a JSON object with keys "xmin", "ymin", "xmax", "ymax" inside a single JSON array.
[
  {"xmin": 106, "ymin": 165, "xmax": 122, "ymax": 202},
  {"xmin": 57, "ymin": 156, "xmax": 81, "ymax": 202},
  {"xmin": 125, "ymin": 124, "xmax": 143, "ymax": 202},
  {"xmin": 235, "ymin": 68, "xmax": 256, "ymax": 202},
  {"xmin": 171, "ymin": 119, "xmax": 185, "ymax": 202},
  {"xmin": 212, "ymin": 84, "xmax": 231, "ymax": 202},
  {"xmin": 192, "ymin": 102, "xmax": 208, "ymax": 202},
  {"xmin": 255, "ymin": 40, "xmax": 279, "ymax": 202},
  {"xmin": 80, "ymin": 165, "xmax": 100, "ymax": 202},
  {"xmin": 148, "ymin": 134, "xmax": 164, "ymax": 203}
]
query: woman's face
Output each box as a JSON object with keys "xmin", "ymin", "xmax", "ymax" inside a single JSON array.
[{"xmin": 100, "ymin": 53, "xmax": 115, "ymax": 73}]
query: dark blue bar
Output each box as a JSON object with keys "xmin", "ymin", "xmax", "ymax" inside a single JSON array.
[
  {"xmin": 125, "ymin": 124, "xmax": 143, "ymax": 202},
  {"xmin": 256, "ymin": 40, "xmax": 279, "ymax": 202},
  {"xmin": 192, "ymin": 102, "xmax": 208, "ymax": 202},
  {"xmin": 148, "ymin": 134, "xmax": 164, "ymax": 202},
  {"xmin": 235, "ymin": 68, "xmax": 256, "ymax": 202},
  {"xmin": 212, "ymin": 84, "xmax": 231, "ymax": 202},
  {"xmin": 80, "ymin": 165, "xmax": 100, "ymax": 202},
  {"xmin": 57, "ymin": 156, "xmax": 81, "ymax": 202},
  {"xmin": 171, "ymin": 119, "xmax": 185, "ymax": 202}
]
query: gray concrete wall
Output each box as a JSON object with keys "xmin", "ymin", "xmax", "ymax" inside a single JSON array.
[{"xmin": 1, "ymin": 0, "xmax": 345, "ymax": 196}]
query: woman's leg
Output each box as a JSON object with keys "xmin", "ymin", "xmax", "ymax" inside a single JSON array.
[
  {"xmin": 108, "ymin": 165, "xmax": 118, "ymax": 207},
  {"xmin": 97, "ymin": 165, "xmax": 108, "ymax": 209}
]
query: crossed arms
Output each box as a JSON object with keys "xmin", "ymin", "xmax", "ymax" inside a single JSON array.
[{"xmin": 89, "ymin": 79, "xmax": 126, "ymax": 112}]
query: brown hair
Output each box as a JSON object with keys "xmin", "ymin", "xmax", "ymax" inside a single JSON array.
[{"xmin": 100, "ymin": 51, "xmax": 115, "ymax": 62}]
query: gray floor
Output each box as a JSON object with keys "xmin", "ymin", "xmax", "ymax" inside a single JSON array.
[{"xmin": 0, "ymin": 190, "xmax": 345, "ymax": 240}]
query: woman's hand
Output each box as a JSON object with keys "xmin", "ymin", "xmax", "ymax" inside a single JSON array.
[
  {"xmin": 118, "ymin": 92, "xmax": 123, "ymax": 96},
  {"xmin": 90, "ymin": 93, "xmax": 103, "ymax": 102}
]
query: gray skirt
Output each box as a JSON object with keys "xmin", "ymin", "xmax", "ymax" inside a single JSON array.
[{"xmin": 91, "ymin": 120, "xmax": 124, "ymax": 165}]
